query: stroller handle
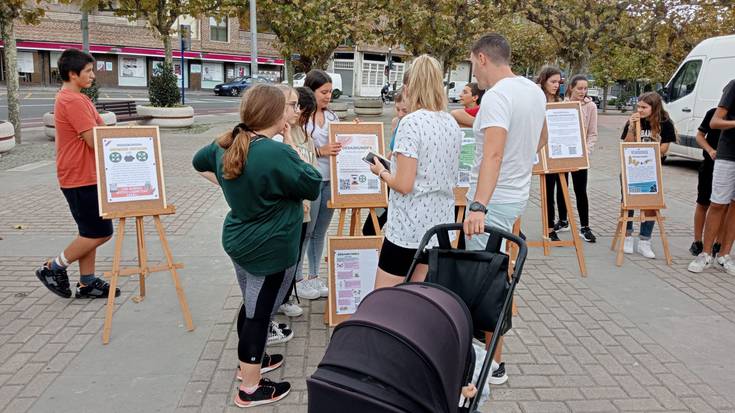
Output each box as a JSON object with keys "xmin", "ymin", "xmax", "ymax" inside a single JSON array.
[{"xmin": 404, "ymin": 223, "xmax": 528, "ymax": 284}]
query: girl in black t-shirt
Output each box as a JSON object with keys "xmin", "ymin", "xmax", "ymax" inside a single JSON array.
[{"xmin": 620, "ymin": 92, "xmax": 677, "ymax": 259}]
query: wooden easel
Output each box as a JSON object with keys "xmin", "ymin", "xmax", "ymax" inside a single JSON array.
[
  {"xmin": 611, "ymin": 122, "xmax": 672, "ymax": 266},
  {"xmin": 102, "ymin": 206, "xmax": 194, "ymax": 344},
  {"xmin": 328, "ymin": 201, "xmax": 385, "ymax": 236}
]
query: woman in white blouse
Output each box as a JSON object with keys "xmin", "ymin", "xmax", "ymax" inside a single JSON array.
[{"xmin": 369, "ymin": 54, "xmax": 463, "ymax": 288}]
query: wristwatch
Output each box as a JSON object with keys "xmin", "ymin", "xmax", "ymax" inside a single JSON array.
[{"xmin": 469, "ymin": 201, "xmax": 487, "ymax": 214}]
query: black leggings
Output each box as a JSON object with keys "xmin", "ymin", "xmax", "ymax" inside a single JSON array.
[
  {"xmin": 545, "ymin": 170, "xmax": 590, "ymax": 229},
  {"xmin": 282, "ymin": 222, "xmax": 309, "ymax": 305},
  {"xmin": 236, "ymin": 269, "xmax": 286, "ymax": 364}
]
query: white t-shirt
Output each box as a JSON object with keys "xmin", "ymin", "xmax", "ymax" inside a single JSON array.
[
  {"xmin": 307, "ymin": 110, "xmax": 339, "ymax": 181},
  {"xmin": 468, "ymin": 76, "xmax": 546, "ymax": 204},
  {"xmin": 385, "ymin": 109, "xmax": 463, "ymax": 249}
]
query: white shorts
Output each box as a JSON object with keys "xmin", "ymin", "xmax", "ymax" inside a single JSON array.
[{"xmin": 710, "ymin": 159, "xmax": 735, "ymax": 205}]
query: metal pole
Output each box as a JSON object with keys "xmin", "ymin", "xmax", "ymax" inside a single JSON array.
[
  {"xmin": 249, "ymin": 0, "xmax": 258, "ymax": 78},
  {"xmin": 81, "ymin": 11, "xmax": 89, "ymax": 53},
  {"xmin": 180, "ymin": 28, "xmax": 185, "ymax": 105}
]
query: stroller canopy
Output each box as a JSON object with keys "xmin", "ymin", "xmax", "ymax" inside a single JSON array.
[{"xmin": 319, "ymin": 283, "xmax": 474, "ymax": 413}]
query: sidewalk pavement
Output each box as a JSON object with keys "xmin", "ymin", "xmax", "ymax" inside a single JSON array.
[{"xmin": 1, "ymin": 111, "xmax": 735, "ymax": 413}]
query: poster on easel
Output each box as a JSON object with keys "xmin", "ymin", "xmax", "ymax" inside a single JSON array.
[
  {"xmin": 94, "ymin": 126, "xmax": 168, "ymax": 217},
  {"xmin": 329, "ymin": 122, "xmax": 388, "ymax": 208},
  {"xmin": 454, "ymin": 128, "xmax": 475, "ymax": 206},
  {"xmin": 620, "ymin": 142, "xmax": 665, "ymax": 209},
  {"xmin": 543, "ymin": 101, "xmax": 589, "ymax": 173},
  {"xmin": 327, "ymin": 236, "xmax": 383, "ymax": 326}
]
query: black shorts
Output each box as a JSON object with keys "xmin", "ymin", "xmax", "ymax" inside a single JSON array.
[
  {"xmin": 697, "ymin": 159, "xmax": 715, "ymax": 206},
  {"xmin": 378, "ymin": 238, "xmax": 418, "ymax": 277},
  {"xmin": 61, "ymin": 185, "xmax": 114, "ymax": 239}
]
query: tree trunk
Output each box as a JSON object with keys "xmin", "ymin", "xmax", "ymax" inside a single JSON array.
[
  {"xmin": 602, "ymin": 86, "xmax": 608, "ymax": 113},
  {"xmin": 286, "ymin": 58, "xmax": 294, "ymax": 86},
  {"xmin": 163, "ymin": 35, "xmax": 173, "ymax": 65},
  {"xmin": 1, "ymin": 19, "xmax": 21, "ymax": 143},
  {"xmin": 81, "ymin": 11, "xmax": 89, "ymax": 53}
]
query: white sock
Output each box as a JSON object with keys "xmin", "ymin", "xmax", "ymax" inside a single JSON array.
[{"xmin": 240, "ymin": 383, "xmax": 259, "ymax": 394}]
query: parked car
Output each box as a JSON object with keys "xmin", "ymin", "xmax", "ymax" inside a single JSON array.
[
  {"xmin": 447, "ymin": 80, "xmax": 468, "ymax": 103},
  {"xmin": 662, "ymin": 34, "xmax": 735, "ymax": 161},
  {"xmin": 213, "ymin": 76, "xmax": 269, "ymax": 96},
  {"xmin": 287, "ymin": 72, "xmax": 344, "ymax": 99}
]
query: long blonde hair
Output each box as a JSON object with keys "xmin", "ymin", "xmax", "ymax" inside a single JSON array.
[
  {"xmin": 406, "ymin": 54, "xmax": 447, "ymax": 112},
  {"xmin": 216, "ymin": 84, "xmax": 285, "ymax": 179}
]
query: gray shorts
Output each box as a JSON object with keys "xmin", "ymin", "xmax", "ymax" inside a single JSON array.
[{"xmin": 710, "ymin": 159, "xmax": 735, "ymax": 205}]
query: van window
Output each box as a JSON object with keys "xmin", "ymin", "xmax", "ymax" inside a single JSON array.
[{"xmin": 668, "ymin": 60, "xmax": 702, "ymax": 101}]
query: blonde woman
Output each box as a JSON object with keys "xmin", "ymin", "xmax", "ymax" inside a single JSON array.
[{"xmin": 368, "ymin": 54, "xmax": 463, "ymax": 288}]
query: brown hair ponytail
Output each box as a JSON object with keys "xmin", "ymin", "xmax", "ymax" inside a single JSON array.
[{"xmin": 216, "ymin": 84, "xmax": 286, "ymax": 179}]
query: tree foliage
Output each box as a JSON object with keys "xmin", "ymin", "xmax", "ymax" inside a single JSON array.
[{"xmin": 253, "ymin": 0, "xmax": 380, "ymax": 73}]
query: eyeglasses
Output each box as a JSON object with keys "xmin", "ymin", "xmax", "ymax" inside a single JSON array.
[{"xmin": 287, "ymin": 102, "xmax": 300, "ymax": 111}]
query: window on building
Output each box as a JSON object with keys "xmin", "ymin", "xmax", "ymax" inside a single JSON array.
[
  {"xmin": 238, "ymin": 12, "xmax": 273, "ymax": 33},
  {"xmin": 209, "ymin": 17, "xmax": 228, "ymax": 42},
  {"xmin": 361, "ymin": 61, "xmax": 404, "ymax": 88}
]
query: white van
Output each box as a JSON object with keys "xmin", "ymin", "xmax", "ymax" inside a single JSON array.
[
  {"xmin": 447, "ymin": 80, "xmax": 468, "ymax": 103},
  {"xmin": 663, "ymin": 35, "xmax": 735, "ymax": 161},
  {"xmin": 287, "ymin": 72, "xmax": 344, "ymax": 99}
]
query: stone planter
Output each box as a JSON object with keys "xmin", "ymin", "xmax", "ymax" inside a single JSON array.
[
  {"xmin": 0, "ymin": 121, "xmax": 15, "ymax": 153},
  {"xmin": 136, "ymin": 105, "xmax": 194, "ymax": 128},
  {"xmin": 44, "ymin": 111, "xmax": 117, "ymax": 140},
  {"xmin": 353, "ymin": 98, "xmax": 383, "ymax": 116},
  {"xmin": 329, "ymin": 102, "xmax": 349, "ymax": 119}
]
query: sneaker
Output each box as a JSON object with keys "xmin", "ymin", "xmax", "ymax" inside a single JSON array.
[
  {"xmin": 488, "ymin": 361, "xmax": 508, "ymax": 385},
  {"xmin": 278, "ymin": 301, "xmax": 303, "ymax": 317},
  {"xmin": 713, "ymin": 243, "xmax": 722, "ymax": 257},
  {"xmin": 234, "ymin": 377, "xmax": 291, "ymax": 408},
  {"xmin": 75, "ymin": 278, "xmax": 121, "ymax": 299},
  {"xmin": 267, "ymin": 321, "xmax": 293, "ymax": 345},
  {"xmin": 722, "ymin": 255, "xmax": 735, "ymax": 276},
  {"xmin": 294, "ymin": 280, "xmax": 320, "ymax": 300},
  {"xmin": 623, "ymin": 236, "xmax": 634, "ymax": 254},
  {"xmin": 554, "ymin": 220, "xmax": 570, "ymax": 232},
  {"xmin": 580, "ymin": 227, "xmax": 597, "ymax": 243},
  {"xmin": 636, "ymin": 239, "xmax": 656, "ymax": 259},
  {"xmin": 236, "ymin": 353, "xmax": 285, "ymax": 379},
  {"xmin": 35, "ymin": 263, "xmax": 71, "ymax": 298},
  {"xmin": 307, "ymin": 277, "xmax": 328, "ymax": 298},
  {"xmin": 689, "ymin": 241, "xmax": 704, "ymax": 256},
  {"xmin": 715, "ymin": 254, "xmax": 727, "ymax": 269},
  {"xmin": 688, "ymin": 252, "xmax": 713, "ymax": 273},
  {"xmin": 548, "ymin": 231, "xmax": 561, "ymax": 242}
]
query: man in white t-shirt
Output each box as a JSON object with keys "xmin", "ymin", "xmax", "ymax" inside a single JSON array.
[{"xmin": 463, "ymin": 33, "xmax": 548, "ymax": 385}]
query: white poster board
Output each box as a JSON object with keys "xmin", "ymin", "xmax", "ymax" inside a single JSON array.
[
  {"xmin": 201, "ymin": 62, "xmax": 224, "ymax": 89},
  {"xmin": 118, "ymin": 56, "xmax": 147, "ymax": 87},
  {"xmin": 17, "ymin": 52, "xmax": 34, "ymax": 73},
  {"xmin": 545, "ymin": 107, "xmax": 584, "ymax": 159},
  {"xmin": 102, "ymin": 136, "xmax": 161, "ymax": 203},
  {"xmin": 623, "ymin": 146, "xmax": 659, "ymax": 194},
  {"xmin": 335, "ymin": 133, "xmax": 381, "ymax": 195},
  {"xmin": 334, "ymin": 248, "xmax": 379, "ymax": 315}
]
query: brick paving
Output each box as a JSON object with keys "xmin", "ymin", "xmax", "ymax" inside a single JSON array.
[{"xmin": 1, "ymin": 111, "xmax": 735, "ymax": 412}]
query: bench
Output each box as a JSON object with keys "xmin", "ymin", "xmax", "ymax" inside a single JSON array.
[{"xmin": 95, "ymin": 101, "xmax": 153, "ymax": 122}]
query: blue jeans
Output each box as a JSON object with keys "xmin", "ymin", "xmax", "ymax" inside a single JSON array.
[
  {"xmin": 626, "ymin": 210, "xmax": 654, "ymax": 240},
  {"xmin": 302, "ymin": 181, "xmax": 334, "ymax": 278}
]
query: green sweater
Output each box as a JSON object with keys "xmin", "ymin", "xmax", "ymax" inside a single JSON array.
[{"xmin": 193, "ymin": 138, "xmax": 322, "ymax": 275}]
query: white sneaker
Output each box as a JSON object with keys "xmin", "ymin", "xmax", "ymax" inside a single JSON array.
[
  {"xmin": 307, "ymin": 277, "xmax": 328, "ymax": 298},
  {"xmin": 267, "ymin": 320, "xmax": 293, "ymax": 345},
  {"xmin": 688, "ymin": 252, "xmax": 713, "ymax": 273},
  {"xmin": 720, "ymin": 255, "xmax": 735, "ymax": 276},
  {"xmin": 636, "ymin": 239, "xmax": 655, "ymax": 259},
  {"xmin": 278, "ymin": 301, "xmax": 303, "ymax": 317},
  {"xmin": 295, "ymin": 279, "xmax": 320, "ymax": 300},
  {"xmin": 623, "ymin": 236, "xmax": 634, "ymax": 254}
]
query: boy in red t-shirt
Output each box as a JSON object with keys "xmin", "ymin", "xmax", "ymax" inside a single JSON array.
[
  {"xmin": 450, "ymin": 82, "xmax": 485, "ymax": 127},
  {"xmin": 35, "ymin": 49, "xmax": 119, "ymax": 299}
]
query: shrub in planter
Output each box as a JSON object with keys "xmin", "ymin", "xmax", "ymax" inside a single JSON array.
[
  {"xmin": 149, "ymin": 63, "xmax": 181, "ymax": 107},
  {"xmin": 81, "ymin": 80, "xmax": 100, "ymax": 104}
]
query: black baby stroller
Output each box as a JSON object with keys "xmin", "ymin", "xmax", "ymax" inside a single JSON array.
[{"xmin": 307, "ymin": 224, "xmax": 527, "ymax": 413}]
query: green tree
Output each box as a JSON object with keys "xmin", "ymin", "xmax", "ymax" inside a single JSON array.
[
  {"xmin": 0, "ymin": 0, "xmax": 47, "ymax": 144},
  {"xmin": 495, "ymin": 14, "xmax": 557, "ymax": 78},
  {"xmin": 253, "ymin": 0, "xmax": 379, "ymax": 77}
]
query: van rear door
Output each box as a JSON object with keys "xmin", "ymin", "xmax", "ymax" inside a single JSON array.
[{"xmin": 665, "ymin": 58, "xmax": 704, "ymax": 159}]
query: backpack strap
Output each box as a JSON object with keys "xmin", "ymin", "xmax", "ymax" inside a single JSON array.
[
  {"xmin": 484, "ymin": 231, "xmax": 503, "ymax": 253},
  {"xmin": 467, "ymin": 252, "xmax": 507, "ymax": 312}
]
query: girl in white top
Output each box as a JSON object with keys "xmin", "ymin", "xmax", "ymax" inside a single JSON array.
[
  {"xmin": 300, "ymin": 70, "xmax": 341, "ymax": 299},
  {"xmin": 369, "ymin": 54, "xmax": 463, "ymax": 288}
]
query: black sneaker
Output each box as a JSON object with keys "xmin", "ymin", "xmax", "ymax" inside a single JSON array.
[
  {"xmin": 266, "ymin": 321, "xmax": 293, "ymax": 345},
  {"xmin": 580, "ymin": 227, "xmax": 597, "ymax": 243},
  {"xmin": 75, "ymin": 278, "xmax": 120, "ymax": 299},
  {"xmin": 35, "ymin": 263, "xmax": 71, "ymax": 298},
  {"xmin": 548, "ymin": 231, "xmax": 561, "ymax": 242},
  {"xmin": 237, "ymin": 353, "xmax": 285, "ymax": 380},
  {"xmin": 489, "ymin": 362, "xmax": 508, "ymax": 385},
  {"xmin": 554, "ymin": 220, "xmax": 570, "ymax": 232},
  {"xmin": 234, "ymin": 377, "xmax": 291, "ymax": 408},
  {"xmin": 713, "ymin": 243, "xmax": 722, "ymax": 257},
  {"xmin": 689, "ymin": 241, "xmax": 704, "ymax": 256}
]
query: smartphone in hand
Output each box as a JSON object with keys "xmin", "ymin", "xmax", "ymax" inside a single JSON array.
[{"xmin": 363, "ymin": 151, "xmax": 391, "ymax": 171}]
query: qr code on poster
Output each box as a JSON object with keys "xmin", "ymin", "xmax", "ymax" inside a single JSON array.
[
  {"xmin": 551, "ymin": 144, "xmax": 562, "ymax": 156},
  {"xmin": 368, "ymin": 180, "xmax": 379, "ymax": 190},
  {"xmin": 569, "ymin": 146, "xmax": 577, "ymax": 155},
  {"xmin": 339, "ymin": 179, "xmax": 351, "ymax": 191}
]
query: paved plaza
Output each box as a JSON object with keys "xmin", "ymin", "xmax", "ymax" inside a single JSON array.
[{"xmin": 1, "ymin": 108, "xmax": 735, "ymax": 413}]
